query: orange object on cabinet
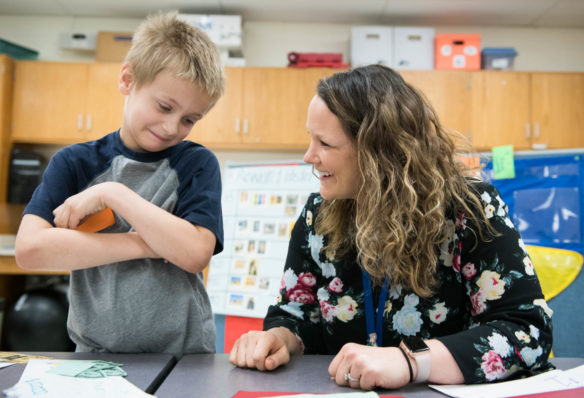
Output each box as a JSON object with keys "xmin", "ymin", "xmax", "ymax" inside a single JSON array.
[{"xmin": 435, "ymin": 33, "xmax": 481, "ymax": 70}]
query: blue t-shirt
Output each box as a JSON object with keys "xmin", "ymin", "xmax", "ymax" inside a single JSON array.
[{"xmin": 24, "ymin": 131, "xmax": 223, "ymax": 357}]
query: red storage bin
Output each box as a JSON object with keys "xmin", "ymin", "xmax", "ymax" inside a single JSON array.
[{"xmin": 435, "ymin": 33, "xmax": 481, "ymax": 70}]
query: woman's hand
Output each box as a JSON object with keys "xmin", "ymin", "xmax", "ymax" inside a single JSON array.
[
  {"xmin": 229, "ymin": 327, "xmax": 300, "ymax": 371},
  {"xmin": 329, "ymin": 343, "xmax": 411, "ymax": 390}
]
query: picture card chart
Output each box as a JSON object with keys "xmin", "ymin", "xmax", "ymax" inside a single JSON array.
[{"xmin": 207, "ymin": 161, "xmax": 320, "ymax": 318}]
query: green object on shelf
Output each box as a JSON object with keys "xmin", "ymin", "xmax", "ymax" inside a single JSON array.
[
  {"xmin": 492, "ymin": 145, "xmax": 516, "ymax": 180},
  {"xmin": 0, "ymin": 38, "xmax": 39, "ymax": 60}
]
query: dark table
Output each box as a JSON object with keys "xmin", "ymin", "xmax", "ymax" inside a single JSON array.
[
  {"xmin": 155, "ymin": 354, "xmax": 584, "ymax": 398},
  {"xmin": 0, "ymin": 352, "xmax": 176, "ymax": 396}
]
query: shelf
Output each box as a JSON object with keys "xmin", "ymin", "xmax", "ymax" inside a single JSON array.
[{"xmin": 0, "ymin": 256, "xmax": 68, "ymax": 275}]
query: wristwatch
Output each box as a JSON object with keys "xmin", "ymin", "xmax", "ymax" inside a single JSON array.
[{"xmin": 400, "ymin": 337, "xmax": 431, "ymax": 383}]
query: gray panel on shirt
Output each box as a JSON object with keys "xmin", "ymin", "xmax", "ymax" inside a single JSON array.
[{"xmin": 67, "ymin": 155, "xmax": 215, "ymax": 357}]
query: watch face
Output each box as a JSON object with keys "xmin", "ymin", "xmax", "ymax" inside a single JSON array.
[{"xmin": 404, "ymin": 336, "xmax": 429, "ymax": 353}]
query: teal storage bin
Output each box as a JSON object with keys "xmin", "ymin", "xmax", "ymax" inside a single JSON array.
[
  {"xmin": 0, "ymin": 39, "xmax": 39, "ymax": 60},
  {"xmin": 481, "ymin": 47, "xmax": 517, "ymax": 70}
]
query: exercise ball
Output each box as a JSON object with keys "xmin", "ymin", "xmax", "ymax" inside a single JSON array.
[{"xmin": 2, "ymin": 288, "xmax": 74, "ymax": 351}]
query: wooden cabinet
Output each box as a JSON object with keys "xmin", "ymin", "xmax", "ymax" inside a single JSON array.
[
  {"xmin": 11, "ymin": 61, "xmax": 123, "ymax": 144},
  {"xmin": 8, "ymin": 63, "xmax": 584, "ymax": 151},
  {"xmin": 470, "ymin": 71, "xmax": 584, "ymax": 151},
  {"xmin": 85, "ymin": 63, "xmax": 126, "ymax": 140},
  {"xmin": 530, "ymin": 72, "xmax": 584, "ymax": 149},
  {"xmin": 189, "ymin": 67, "xmax": 338, "ymax": 150},
  {"xmin": 188, "ymin": 67, "xmax": 243, "ymax": 147},
  {"xmin": 0, "ymin": 55, "xmax": 14, "ymax": 203},
  {"xmin": 400, "ymin": 70, "xmax": 473, "ymax": 149},
  {"xmin": 471, "ymin": 71, "xmax": 532, "ymax": 150}
]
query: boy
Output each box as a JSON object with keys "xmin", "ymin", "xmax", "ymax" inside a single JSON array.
[{"xmin": 15, "ymin": 12, "xmax": 225, "ymax": 358}]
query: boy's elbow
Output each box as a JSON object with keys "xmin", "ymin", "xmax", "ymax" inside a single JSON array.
[
  {"xmin": 181, "ymin": 249, "xmax": 213, "ymax": 274},
  {"xmin": 15, "ymin": 251, "xmax": 35, "ymax": 270},
  {"xmin": 180, "ymin": 231, "xmax": 216, "ymax": 274}
]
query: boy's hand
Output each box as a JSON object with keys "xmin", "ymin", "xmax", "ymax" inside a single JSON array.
[
  {"xmin": 53, "ymin": 183, "xmax": 110, "ymax": 230},
  {"xmin": 229, "ymin": 330, "xmax": 290, "ymax": 371},
  {"xmin": 229, "ymin": 327, "xmax": 302, "ymax": 371}
]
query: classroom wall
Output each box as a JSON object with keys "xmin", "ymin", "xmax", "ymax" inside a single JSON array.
[
  {"xmin": 244, "ymin": 22, "xmax": 584, "ymax": 72},
  {"xmin": 3, "ymin": 14, "xmax": 584, "ymax": 170},
  {"xmin": 1, "ymin": 15, "xmax": 584, "ymax": 71}
]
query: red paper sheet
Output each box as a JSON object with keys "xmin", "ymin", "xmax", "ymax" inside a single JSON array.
[{"xmin": 224, "ymin": 316, "xmax": 264, "ymax": 353}]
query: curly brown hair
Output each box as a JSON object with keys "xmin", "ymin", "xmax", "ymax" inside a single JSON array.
[{"xmin": 314, "ymin": 65, "xmax": 493, "ymax": 297}]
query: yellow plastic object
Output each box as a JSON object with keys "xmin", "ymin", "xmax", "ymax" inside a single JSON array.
[{"xmin": 526, "ymin": 245, "xmax": 583, "ymax": 301}]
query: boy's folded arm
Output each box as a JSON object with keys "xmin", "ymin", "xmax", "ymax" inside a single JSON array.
[
  {"xmin": 17, "ymin": 181, "xmax": 215, "ymax": 273},
  {"xmin": 15, "ymin": 214, "xmax": 156, "ymax": 271},
  {"xmin": 97, "ymin": 182, "xmax": 215, "ymax": 274}
]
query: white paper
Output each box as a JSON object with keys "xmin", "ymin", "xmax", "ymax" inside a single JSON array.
[
  {"xmin": 430, "ymin": 365, "xmax": 584, "ymax": 398},
  {"xmin": 3, "ymin": 360, "xmax": 155, "ymax": 398},
  {"xmin": 207, "ymin": 161, "xmax": 320, "ymax": 317}
]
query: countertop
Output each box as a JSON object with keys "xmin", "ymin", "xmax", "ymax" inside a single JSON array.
[{"xmin": 0, "ymin": 203, "xmax": 66, "ymax": 275}]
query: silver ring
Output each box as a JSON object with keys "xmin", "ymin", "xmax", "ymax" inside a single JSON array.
[{"xmin": 344, "ymin": 373, "xmax": 359, "ymax": 382}]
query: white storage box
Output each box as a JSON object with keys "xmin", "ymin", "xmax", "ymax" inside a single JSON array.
[
  {"xmin": 59, "ymin": 32, "xmax": 97, "ymax": 50},
  {"xmin": 351, "ymin": 26, "xmax": 393, "ymax": 67},
  {"xmin": 393, "ymin": 27, "xmax": 435, "ymax": 70},
  {"xmin": 178, "ymin": 14, "xmax": 242, "ymax": 49}
]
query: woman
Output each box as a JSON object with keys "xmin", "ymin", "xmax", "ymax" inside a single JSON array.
[{"xmin": 229, "ymin": 65, "xmax": 553, "ymax": 390}]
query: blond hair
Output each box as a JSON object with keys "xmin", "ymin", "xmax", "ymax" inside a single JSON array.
[
  {"xmin": 124, "ymin": 11, "xmax": 225, "ymax": 102},
  {"xmin": 315, "ymin": 65, "xmax": 495, "ymax": 297}
]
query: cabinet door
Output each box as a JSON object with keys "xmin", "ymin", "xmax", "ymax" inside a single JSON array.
[
  {"xmin": 12, "ymin": 61, "xmax": 88, "ymax": 144},
  {"xmin": 0, "ymin": 55, "xmax": 14, "ymax": 203},
  {"xmin": 471, "ymin": 72, "xmax": 531, "ymax": 150},
  {"xmin": 531, "ymin": 73, "xmax": 584, "ymax": 149},
  {"xmin": 240, "ymin": 67, "xmax": 339, "ymax": 149},
  {"xmin": 278, "ymin": 67, "xmax": 340, "ymax": 148},
  {"xmin": 86, "ymin": 63, "xmax": 125, "ymax": 140},
  {"xmin": 240, "ymin": 67, "xmax": 286, "ymax": 148},
  {"xmin": 400, "ymin": 70, "xmax": 473, "ymax": 148},
  {"xmin": 280, "ymin": 68, "xmax": 342, "ymax": 150},
  {"xmin": 188, "ymin": 67, "xmax": 243, "ymax": 147}
]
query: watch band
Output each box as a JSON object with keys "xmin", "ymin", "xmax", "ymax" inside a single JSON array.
[
  {"xmin": 396, "ymin": 346, "xmax": 413, "ymax": 383},
  {"xmin": 412, "ymin": 348, "xmax": 431, "ymax": 383},
  {"xmin": 400, "ymin": 338, "xmax": 431, "ymax": 383}
]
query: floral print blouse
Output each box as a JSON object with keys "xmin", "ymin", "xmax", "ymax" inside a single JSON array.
[{"xmin": 263, "ymin": 181, "xmax": 554, "ymax": 384}]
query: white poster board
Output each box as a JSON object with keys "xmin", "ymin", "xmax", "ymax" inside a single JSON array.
[{"xmin": 207, "ymin": 161, "xmax": 321, "ymax": 318}]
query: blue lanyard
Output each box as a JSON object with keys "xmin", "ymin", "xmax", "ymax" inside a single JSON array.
[{"xmin": 361, "ymin": 268, "xmax": 389, "ymax": 347}]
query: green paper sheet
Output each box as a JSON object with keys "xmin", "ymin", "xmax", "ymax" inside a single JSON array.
[{"xmin": 492, "ymin": 145, "xmax": 515, "ymax": 179}]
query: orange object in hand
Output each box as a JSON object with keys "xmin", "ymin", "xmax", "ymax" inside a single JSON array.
[{"xmin": 77, "ymin": 208, "xmax": 115, "ymax": 232}]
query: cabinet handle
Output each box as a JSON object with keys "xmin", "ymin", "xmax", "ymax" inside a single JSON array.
[
  {"xmin": 534, "ymin": 123, "xmax": 540, "ymax": 138},
  {"xmin": 243, "ymin": 119, "xmax": 248, "ymax": 134},
  {"xmin": 235, "ymin": 118, "xmax": 240, "ymax": 134},
  {"xmin": 78, "ymin": 114, "xmax": 83, "ymax": 130},
  {"xmin": 86, "ymin": 115, "xmax": 92, "ymax": 131},
  {"xmin": 525, "ymin": 123, "xmax": 531, "ymax": 139}
]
